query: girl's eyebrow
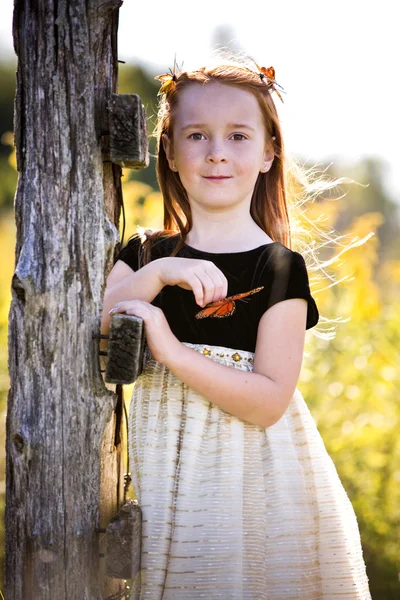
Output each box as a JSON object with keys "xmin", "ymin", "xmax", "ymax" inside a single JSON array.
[{"xmin": 180, "ymin": 123, "xmax": 256, "ymax": 132}]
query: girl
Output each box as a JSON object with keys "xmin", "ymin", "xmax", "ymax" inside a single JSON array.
[{"xmin": 101, "ymin": 56, "xmax": 371, "ymax": 599}]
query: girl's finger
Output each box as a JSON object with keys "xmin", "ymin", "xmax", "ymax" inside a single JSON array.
[
  {"xmin": 206, "ymin": 266, "xmax": 228, "ymax": 302},
  {"xmin": 109, "ymin": 300, "xmax": 151, "ymax": 315},
  {"xmin": 188, "ymin": 273, "xmax": 205, "ymax": 307},
  {"xmin": 109, "ymin": 305, "xmax": 127, "ymax": 314},
  {"xmin": 197, "ymin": 270, "xmax": 216, "ymax": 306}
]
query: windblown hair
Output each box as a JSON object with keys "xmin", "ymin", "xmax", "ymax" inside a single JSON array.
[
  {"xmin": 141, "ymin": 53, "xmax": 337, "ymax": 258},
  {"xmin": 133, "ymin": 52, "xmax": 371, "ymax": 337}
]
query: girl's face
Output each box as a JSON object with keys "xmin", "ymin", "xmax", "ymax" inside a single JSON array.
[{"xmin": 163, "ymin": 82, "xmax": 274, "ymax": 213}]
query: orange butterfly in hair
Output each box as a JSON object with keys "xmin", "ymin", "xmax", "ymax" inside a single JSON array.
[
  {"xmin": 155, "ymin": 73, "xmax": 177, "ymax": 96},
  {"xmin": 154, "ymin": 54, "xmax": 181, "ymax": 95},
  {"xmin": 250, "ymin": 60, "xmax": 285, "ymax": 104},
  {"xmin": 195, "ymin": 286, "xmax": 264, "ymax": 320}
]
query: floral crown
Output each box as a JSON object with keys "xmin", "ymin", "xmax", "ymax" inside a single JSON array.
[{"xmin": 154, "ymin": 55, "xmax": 285, "ymax": 103}]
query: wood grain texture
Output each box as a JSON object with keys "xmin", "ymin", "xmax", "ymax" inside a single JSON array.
[
  {"xmin": 5, "ymin": 0, "xmax": 144, "ymax": 598},
  {"xmin": 105, "ymin": 315, "xmax": 145, "ymax": 385},
  {"xmin": 104, "ymin": 500, "xmax": 142, "ymax": 579},
  {"xmin": 109, "ymin": 94, "xmax": 149, "ymax": 168}
]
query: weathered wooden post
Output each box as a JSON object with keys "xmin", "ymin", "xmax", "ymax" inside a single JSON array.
[{"xmin": 5, "ymin": 0, "xmax": 148, "ymax": 598}]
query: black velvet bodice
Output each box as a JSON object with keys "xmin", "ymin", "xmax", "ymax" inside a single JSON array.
[{"xmin": 115, "ymin": 234, "xmax": 319, "ymax": 353}]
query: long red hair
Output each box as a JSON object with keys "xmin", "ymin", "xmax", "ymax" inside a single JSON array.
[
  {"xmin": 141, "ymin": 57, "xmax": 291, "ymax": 263},
  {"xmin": 128, "ymin": 56, "xmax": 373, "ymax": 338}
]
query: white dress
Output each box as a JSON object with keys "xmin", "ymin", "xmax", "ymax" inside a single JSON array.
[{"xmin": 128, "ymin": 342, "xmax": 372, "ymax": 600}]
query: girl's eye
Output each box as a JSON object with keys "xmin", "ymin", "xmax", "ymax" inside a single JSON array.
[
  {"xmin": 231, "ymin": 134, "xmax": 246, "ymax": 141},
  {"xmin": 189, "ymin": 133, "xmax": 205, "ymax": 141}
]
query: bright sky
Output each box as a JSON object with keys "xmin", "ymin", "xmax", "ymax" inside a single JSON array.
[{"xmin": 1, "ymin": 0, "xmax": 399, "ymax": 201}]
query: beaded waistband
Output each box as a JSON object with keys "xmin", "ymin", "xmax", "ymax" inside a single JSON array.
[
  {"xmin": 181, "ymin": 342, "xmax": 255, "ymax": 369},
  {"xmin": 143, "ymin": 342, "xmax": 255, "ymax": 370}
]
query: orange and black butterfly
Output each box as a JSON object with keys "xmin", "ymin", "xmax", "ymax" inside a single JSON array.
[
  {"xmin": 195, "ymin": 286, "xmax": 264, "ymax": 320},
  {"xmin": 251, "ymin": 60, "xmax": 285, "ymax": 104},
  {"xmin": 154, "ymin": 73, "xmax": 177, "ymax": 96},
  {"xmin": 154, "ymin": 54, "xmax": 181, "ymax": 96}
]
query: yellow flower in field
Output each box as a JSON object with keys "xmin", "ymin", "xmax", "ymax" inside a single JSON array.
[
  {"xmin": 331, "ymin": 212, "xmax": 383, "ymax": 321},
  {"xmin": 1, "ymin": 131, "xmax": 17, "ymax": 170}
]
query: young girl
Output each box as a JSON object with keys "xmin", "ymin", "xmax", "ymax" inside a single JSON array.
[{"xmin": 101, "ymin": 56, "xmax": 371, "ymax": 599}]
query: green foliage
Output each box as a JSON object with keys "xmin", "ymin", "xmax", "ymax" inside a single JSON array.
[
  {"xmin": 0, "ymin": 156, "xmax": 17, "ymax": 210},
  {"xmin": 0, "ymin": 62, "xmax": 16, "ymax": 158},
  {"xmin": 119, "ymin": 63, "xmax": 160, "ymax": 189},
  {"xmin": 301, "ymin": 302, "xmax": 400, "ymax": 598},
  {"xmin": 327, "ymin": 158, "xmax": 400, "ymax": 261},
  {"xmin": 298, "ymin": 211, "xmax": 400, "ymax": 598},
  {"xmin": 0, "ymin": 62, "xmax": 18, "ymax": 211}
]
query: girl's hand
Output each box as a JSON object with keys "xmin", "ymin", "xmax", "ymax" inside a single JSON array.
[
  {"xmin": 156, "ymin": 257, "xmax": 228, "ymax": 307},
  {"xmin": 109, "ymin": 300, "xmax": 180, "ymax": 365}
]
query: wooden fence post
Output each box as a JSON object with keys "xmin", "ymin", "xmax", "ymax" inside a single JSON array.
[{"xmin": 5, "ymin": 1, "xmax": 148, "ymax": 598}]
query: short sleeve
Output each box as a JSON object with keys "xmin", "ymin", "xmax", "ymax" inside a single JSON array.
[
  {"xmin": 266, "ymin": 249, "xmax": 319, "ymax": 329},
  {"xmin": 114, "ymin": 234, "xmax": 143, "ymax": 272}
]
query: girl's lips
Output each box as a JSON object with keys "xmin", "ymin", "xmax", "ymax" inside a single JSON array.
[{"xmin": 203, "ymin": 176, "xmax": 232, "ymax": 180}]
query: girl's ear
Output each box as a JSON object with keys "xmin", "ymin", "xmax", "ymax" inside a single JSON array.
[
  {"xmin": 161, "ymin": 133, "xmax": 177, "ymax": 171},
  {"xmin": 260, "ymin": 149, "xmax": 274, "ymax": 174}
]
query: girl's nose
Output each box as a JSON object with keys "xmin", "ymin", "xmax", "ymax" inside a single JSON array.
[{"xmin": 206, "ymin": 142, "xmax": 227, "ymax": 163}]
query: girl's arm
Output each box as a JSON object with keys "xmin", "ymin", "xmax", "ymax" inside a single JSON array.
[
  {"xmin": 165, "ymin": 298, "xmax": 307, "ymax": 428},
  {"xmin": 100, "ymin": 257, "xmax": 228, "ymax": 335},
  {"xmin": 101, "ymin": 260, "xmax": 165, "ymax": 335},
  {"xmin": 120, "ymin": 298, "xmax": 307, "ymax": 429}
]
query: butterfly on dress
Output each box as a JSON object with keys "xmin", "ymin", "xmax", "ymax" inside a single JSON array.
[{"xmin": 195, "ymin": 286, "xmax": 264, "ymax": 320}]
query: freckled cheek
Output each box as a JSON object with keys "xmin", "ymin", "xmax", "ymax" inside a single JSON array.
[
  {"xmin": 175, "ymin": 148, "xmax": 201, "ymax": 171},
  {"xmin": 232, "ymin": 148, "xmax": 263, "ymax": 173},
  {"xmin": 234, "ymin": 160, "xmax": 261, "ymax": 179}
]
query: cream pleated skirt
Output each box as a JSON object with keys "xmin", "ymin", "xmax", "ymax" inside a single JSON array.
[{"xmin": 128, "ymin": 343, "xmax": 371, "ymax": 600}]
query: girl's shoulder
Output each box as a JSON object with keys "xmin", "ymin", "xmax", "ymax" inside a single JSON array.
[
  {"xmin": 257, "ymin": 243, "xmax": 319, "ymax": 329},
  {"xmin": 114, "ymin": 230, "xmax": 179, "ymax": 270},
  {"xmin": 255, "ymin": 241, "xmax": 312, "ymax": 293},
  {"xmin": 260, "ymin": 241, "xmax": 309, "ymax": 273}
]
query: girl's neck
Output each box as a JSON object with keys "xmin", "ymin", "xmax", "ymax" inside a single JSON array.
[{"xmin": 185, "ymin": 216, "xmax": 273, "ymax": 253}]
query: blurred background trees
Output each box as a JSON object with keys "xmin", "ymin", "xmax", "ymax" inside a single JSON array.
[{"xmin": 0, "ymin": 58, "xmax": 399, "ymax": 599}]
